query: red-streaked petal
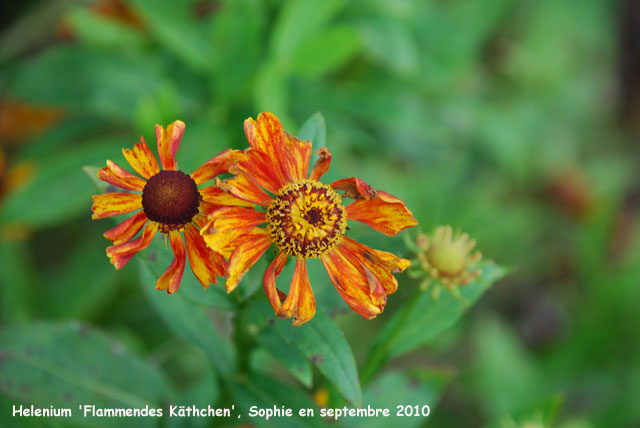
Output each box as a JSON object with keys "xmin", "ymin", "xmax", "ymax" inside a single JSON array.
[
  {"xmin": 331, "ymin": 177, "xmax": 378, "ymax": 200},
  {"xmin": 103, "ymin": 210, "xmax": 148, "ymax": 245},
  {"xmin": 122, "ymin": 137, "xmax": 160, "ymax": 179},
  {"xmin": 281, "ymin": 131, "xmax": 312, "ymax": 183},
  {"xmin": 97, "ymin": 160, "xmax": 146, "ymax": 191},
  {"xmin": 338, "ymin": 236, "xmax": 410, "ymax": 294},
  {"xmin": 156, "ymin": 230, "xmax": 186, "ymax": 294},
  {"xmin": 106, "ymin": 222, "xmax": 158, "ymax": 269},
  {"xmin": 216, "ymin": 173, "xmax": 273, "ymax": 206},
  {"xmin": 244, "ymin": 113, "xmax": 282, "ymax": 161},
  {"xmin": 184, "ymin": 223, "xmax": 225, "ymax": 289},
  {"xmin": 202, "ymin": 206, "xmax": 266, "ymax": 234},
  {"xmin": 92, "ymin": 193, "xmax": 142, "ymax": 219},
  {"xmin": 236, "ymin": 148, "xmax": 288, "ymax": 194},
  {"xmin": 155, "ymin": 120, "xmax": 185, "ymax": 171},
  {"xmin": 190, "ymin": 148, "xmax": 244, "ymax": 185},
  {"xmin": 199, "ymin": 185, "xmax": 257, "ymax": 215},
  {"xmin": 321, "ymin": 243, "xmax": 387, "ymax": 319},
  {"xmin": 263, "ymin": 252, "xmax": 288, "ymax": 315},
  {"xmin": 202, "ymin": 227, "xmax": 249, "ymax": 259},
  {"xmin": 309, "ymin": 147, "xmax": 332, "ymax": 181},
  {"xmin": 345, "ymin": 190, "xmax": 418, "ymax": 236},
  {"xmin": 226, "ymin": 228, "xmax": 272, "ymax": 293},
  {"xmin": 279, "ymin": 259, "xmax": 316, "ymax": 326}
]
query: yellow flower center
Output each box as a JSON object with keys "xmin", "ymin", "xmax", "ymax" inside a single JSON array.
[
  {"xmin": 142, "ymin": 170, "xmax": 200, "ymax": 232},
  {"xmin": 266, "ymin": 180, "xmax": 346, "ymax": 259},
  {"xmin": 425, "ymin": 241, "xmax": 467, "ymax": 277}
]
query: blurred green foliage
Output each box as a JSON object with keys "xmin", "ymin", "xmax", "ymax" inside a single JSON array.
[{"xmin": 0, "ymin": 0, "xmax": 638, "ymax": 427}]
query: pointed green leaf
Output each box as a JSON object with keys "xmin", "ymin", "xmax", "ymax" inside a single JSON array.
[{"xmin": 0, "ymin": 321, "xmax": 172, "ymax": 428}]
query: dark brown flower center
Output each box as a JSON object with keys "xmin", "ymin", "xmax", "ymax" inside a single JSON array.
[{"xmin": 142, "ymin": 170, "xmax": 200, "ymax": 231}]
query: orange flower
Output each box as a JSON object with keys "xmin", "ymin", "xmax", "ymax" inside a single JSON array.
[
  {"xmin": 202, "ymin": 112, "xmax": 418, "ymax": 325},
  {"xmin": 91, "ymin": 121, "xmax": 243, "ymax": 293}
]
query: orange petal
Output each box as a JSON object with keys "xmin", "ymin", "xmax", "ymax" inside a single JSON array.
[
  {"xmin": 263, "ymin": 251, "xmax": 288, "ymax": 315},
  {"xmin": 345, "ymin": 190, "xmax": 418, "ymax": 236},
  {"xmin": 331, "ymin": 177, "xmax": 378, "ymax": 200},
  {"xmin": 204, "ymin": 206, "xmax": 266, "ymax": 233},
  {"xmin": 338, "ymin": 236, "xmax": 410, "ymax": 294},
  {"xmin": 321, "ymin": 243, "xmax": 387, "ymax": 319},
  {"xmin": 122, "ymin": 137, "xmax": 160, "ymax": 179},
  {"xmin": 279, "ymin": 259, "xmax": 316, "ymax": 326},
  {"xmin": 244, "ymin": 113, "xmax": 282, "ymax": 161},
  {"xmin": 226, "ymin": 228, "xmax": 272, "ymax": 293},
  {"xmin": 184, "ymin": 223, "xmax": 225, "ymax": 289},
  {"xmin": 280, "ymin": 131, "xmax": 312, "ymax": 183},
  {"xmin": 309, "ymin": 147, "xmax": 332, "ymax": 181},
  {"xmin": 190, "ymin": 148, "xmax": 244, "ymax": 185},
  {"xmin": 236, "ymin": 148, "xmax": 288, "ymax": 194},
  {"xmin": 106, "ymin": 222, "xmax": 158, "ymax": 269},
  {"xmin": 199, "ymin": 186, "xmax": 255, "ymax": 215},
  {"xmin": 155, "ymin": 120, "xmax": 185, "ymax": 171},
  {"xmin": 103, "ymin": 210, "xmax": 148, "ymax": 245},
  {"xmin": 156, "ymin": 230, "xmax": 186, "ymax": 294},
  {"xmin": 92, "ymin": 193, "xmax": 142, "ymax": 219},
  {"xmin": 216, "ymin": 172, "xmax": 273, "ymax": 206},
  {"xmin": 97, "ymin": 160, "xmax": 146, "ymax": 191}
]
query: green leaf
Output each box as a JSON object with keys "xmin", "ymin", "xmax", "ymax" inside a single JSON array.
[
  {"xmin": 229, "ymin": 373, "xmax": 324, "ymax": 428},
  {"xmin": 254, "ymin": 60, "xmax": 290, "ymax": 120},
  {"xmin": 275, "ymin": 310, "xmax": 362, "ymax": 406},
  {"xmin": 0, "ymin": 321, "xmax": 172, "ymax": 428},
  {"xmin": 344, "ymin": 370, "xmax": 452, "ymax": 428},
  {"xmin": 8, "ymin": 46, "xmax": 166, "ymax": 120},
  {"xmin": 64, "ymin": 7, "xmax": 147, "ymax": 50},
  {"xmin": 271, "ymin": 0, "xmax": 347, "ymax": 57},
  {"xmin": 1, "ymin": 139, "xmax": 124, "ymax": 228},
  {"xmin": 255, "ymin": 327, "xmax": 313, "ymax": 388},
  {"xmin": 297, "ymin": 112, "xmax": 327, "ymax": 149},
  {"xmin": 138, "ymin": 246, "xmax": 236, "ymax": 376},
  {"xmin": 290, "ymin": 26, "xmax": 361, "ymax": 78},
  {"xmin": 362, "ymin": 261, "xmax": 506, "ymax": 382},
  {"xmin": 129, "ymin": 0, "xmax": 212, "ymax": 72}
]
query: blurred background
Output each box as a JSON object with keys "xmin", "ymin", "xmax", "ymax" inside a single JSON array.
[{"xmin": 1, "ymin": 0, "xmax": 639, "ymax": 427}]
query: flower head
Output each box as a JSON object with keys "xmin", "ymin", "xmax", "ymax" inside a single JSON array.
[
  {"xmin": 202, "ymin": 112, "xmax": 418, "ymax": 325},
  {"xmin": 416, "ymin": 225, "xmax": 482, "ymax": 291},
  {"xmin": 91, "ymin": 121, "xmax": 242, "ymax": 293}
]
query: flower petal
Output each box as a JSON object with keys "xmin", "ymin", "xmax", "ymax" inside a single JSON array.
[
  {"xmin": 190, "ymin": 148, "xmax": 244, "ymax": 185},
  {"xmin": 331, "ymin": 177, "xmax": 378, "ymax": 200},
  {"xmin": 244, "ymin": 112, "xmax": 282, "ymax": 161},
  {"xmin": 156, "ymin": 230, "xmax": 186, "ymax": 294},
  {"xmin": 122, "ymin": 137, "xmax": 160, "ymax": 179},
  {"xmin": 338, "ymin": 236, "xmax": 410, "ymax": 294},
  {"xmin": 226, "ymin": 228, "xmax": 272, "ymax": 293},
  {"xmin": 103, "ymin": 210, "xmax": 148, "ymax": 245},
  {"xmin": 184, "ymin": 223, "xmax": 225, "ymax": 289},
  {"xmin": 263, "ymin": 251, "xmax": 288, "ymax": 315},
  {"xmin": 309, "ymin": 147, "xmax": 332, "ymax": 181},
  {"xmin": 98, "ymin": 160, "xmax": 146, "ymax": 191},
  {"xmin": 155, "ymin": 120, "xmax": 185, "ymax": 171},
  {"xmin": 106, "ymin": 222, "xmax": 158, "ymax": 269},
  {"xmin": 216, "ymin": 172, "xmax": 273, "ymax": 206},
  {"xmin": 321, "ymin": 242, "xmax": 387, "ymax": 319},
  {"xmin": 279, "ymin": 259, "xmax": 316, "ymax": 326},
  {"xmin": 281, "ymin": 131, "xmax": 312, "ymax": 183},
  {"xmin": 345, "ymin": 190, "xmax": 418, "ymax": 236},
  {"xmin": 92, "ymin": 193, "xmax": 142, "ymax": 219},
  {"xmin": 202, "ymin": 227, "xmax": 248, "ymax": 259},
  {"xmin": 202, "ymin": 206, "xmax": 266, "ymax": 234},
  {"xmin": 236, "ymin": 148, "xmax": 288, "ymax": 194},
  {"xmin": 199, "ymin": 186, "xmax": 255, "ymax": 215}
]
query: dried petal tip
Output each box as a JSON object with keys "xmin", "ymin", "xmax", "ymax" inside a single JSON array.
[{"xmin": 414, "ymin": 225, "xmax": 482, "ymax": 292}]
